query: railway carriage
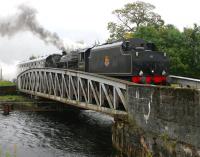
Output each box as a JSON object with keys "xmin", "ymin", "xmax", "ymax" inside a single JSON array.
[{"xmin": 18, "ymin": 54, "xmax": 62, "ymax": 73}]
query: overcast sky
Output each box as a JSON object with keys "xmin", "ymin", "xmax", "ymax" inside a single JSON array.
[{"xmin": 0, "ymin": 0, "xmax": 200, "ymax": 79}]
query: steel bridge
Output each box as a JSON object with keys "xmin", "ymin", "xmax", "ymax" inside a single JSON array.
[
  {"xmin": 17, "ymin": 68, "xmax": 129, "ymax": 116},
  {"xmin": 17, "ymin": 67, "xmax": 200, "ymax": 117}
]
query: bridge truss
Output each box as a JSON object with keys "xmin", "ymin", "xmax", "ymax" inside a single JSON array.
[{"xmin": 17, "ymin": 68, "xmax": 128, "ymax": 115}]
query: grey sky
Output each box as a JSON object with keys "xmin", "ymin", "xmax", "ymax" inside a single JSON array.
[{"xmin": 0, "ymin": 0, "xmax": 200, "ymax": 79}]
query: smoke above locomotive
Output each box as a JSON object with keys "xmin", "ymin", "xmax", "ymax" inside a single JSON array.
[
  {"xmin": 0, "ymin": 4, "xmax": 87, "ymax": 80},
  {"xmin": 0, "ymin": 4, "xmax": 69, "ymax": 51},
  {"xmin": 18, "ymin": 38, "xmax": 170, "ymax": 85}
]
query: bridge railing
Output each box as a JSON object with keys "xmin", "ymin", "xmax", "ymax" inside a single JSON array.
[
  {"xmin": 17, "ymin": 68, "xmax": 128, "ymax": 115},
  {"xmin": 170, "ymin": 75, "xmax": 200, "ymax": 89}
]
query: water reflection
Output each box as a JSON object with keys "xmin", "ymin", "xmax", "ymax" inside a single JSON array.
[{"xmin": 0, "ymin": 108, "xmax": 117, "ymax": 157}]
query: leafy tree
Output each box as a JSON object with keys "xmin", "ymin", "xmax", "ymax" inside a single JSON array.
[
  {"xmin": 134, "ymin": 24, "xmax": 188, "ymax": 75},
  {"xmin": 107, "ymin": 1, "xmax": 164, "ymax": 41},
  {"xmin": 107, "ymin": 22, "xmax": 126, "ymax": 41},
  {"xmin": 181, "ymin": 24, "xmax": 200, "ymax": 77},
  {"xmin": 133, "ymin": 24, "xmax": 200, "ymax": 78}
]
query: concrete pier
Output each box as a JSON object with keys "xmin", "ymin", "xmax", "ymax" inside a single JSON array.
[{"xmin": 112, "ymin": 84, "xmax": 200, "ymax": 157}]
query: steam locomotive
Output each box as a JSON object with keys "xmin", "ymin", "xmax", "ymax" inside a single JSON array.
[{"xmin": 18, "ymin": 38, "xmax": 170, "ymax": 84}]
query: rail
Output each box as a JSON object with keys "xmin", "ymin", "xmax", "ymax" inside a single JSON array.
[{"xmin": 170, "ymin": 75, "xmax": 200, "ymax": 89}]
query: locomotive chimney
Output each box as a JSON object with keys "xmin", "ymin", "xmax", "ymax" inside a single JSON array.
[{"xmin": 62, "ymin": 50, "xmax": 67, "ymax": 56}]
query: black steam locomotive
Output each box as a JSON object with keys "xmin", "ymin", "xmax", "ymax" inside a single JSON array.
[{"xmin": 18, "ymin": 38, "xmax": 170, "ymax": 84}]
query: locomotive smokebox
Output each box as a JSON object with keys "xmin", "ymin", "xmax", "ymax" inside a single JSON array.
[{"xmin": 62, "ymin": 50, "xmax": 67, "ymax": 56}]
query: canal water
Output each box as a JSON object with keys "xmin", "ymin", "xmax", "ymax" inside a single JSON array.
[{"xmin": 0, "ymin": 108, "xmax": 117, "ymax": 157}]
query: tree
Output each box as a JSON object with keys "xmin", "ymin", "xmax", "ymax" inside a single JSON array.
[
  {"xmin": 133, "ymin": 24, "xmax": 190, "ymax": 75},
  {"xmin": 107, "ymin": 1, "xmax": 200, "ymax": 78},
  {"xmin": 181, "ymin": 24, "xmax": 200, "ymax": 77},
  {"xmin": 107, "ymin": 1, "xmax": 164, "ymax": 41},
  {"xmin": 133, "ymin": 24, "xmax": 200, "ymax": 78}
]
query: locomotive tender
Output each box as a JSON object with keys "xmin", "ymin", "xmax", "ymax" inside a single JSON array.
[{"xmin": 18, "ymin": 38, "xmax": 170, "ymax": 84}]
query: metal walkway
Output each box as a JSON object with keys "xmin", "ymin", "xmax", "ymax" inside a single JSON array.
[{"xmin": 17, "ymin": 68, "xmax": 128, "ymax": 115}]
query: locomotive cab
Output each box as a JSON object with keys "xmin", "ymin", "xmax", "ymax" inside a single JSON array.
[
  {"xmin": 59, "ymin": 51, "xmax": 78, "ymax": 69},
  {"xmin": 78, "ymin": 51, "xmax": 85, "ymax": 71},
  {"xmin": 77, "ymin": 48, "xmax": 91, "ymax": 71}
]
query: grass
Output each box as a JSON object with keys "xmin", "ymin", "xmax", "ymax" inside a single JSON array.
[
  {"xmin": 0, "ymin": 95, "xmax": 26, "ymax": 102},
  {"xmin": 0, "ymin": 95, "xmax": 36, "ymax": 107},
  {"xmin": 0, "ymin": 81, "xmax": 15, "ymax": 86}
]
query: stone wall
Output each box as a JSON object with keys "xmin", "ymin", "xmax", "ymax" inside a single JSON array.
[
  {"xmin": 0, "ymin": 86, "xmax": 16, "ymax": 95},
  {"xmin": 112, "ymin": 84, "xmax": 200, "ymax": 157}
]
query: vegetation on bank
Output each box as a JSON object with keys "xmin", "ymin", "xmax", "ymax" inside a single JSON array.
[
  {"xmin": 107, "ymin": 1, "xmax": 200, "ymax": 78},
  {"xmin": 0, "ymin": 81, "xmax": 15, "ymax": 86},
  {"xmin": 0, "ymin": 95, "xmax": 35, "ymax": 107},
  {"xmin": 0, "ymin": 95, "xmax": 28, "ymax": 102}
]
